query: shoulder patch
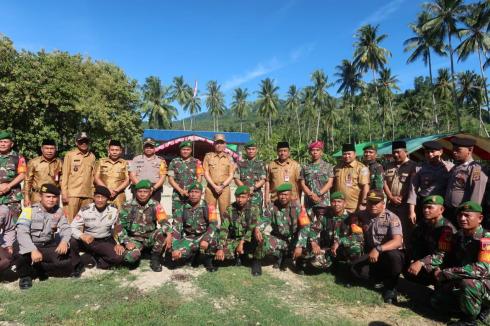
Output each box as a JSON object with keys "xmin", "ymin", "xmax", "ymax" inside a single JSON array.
[
  {"xmin": 473, "ymin": 166, "xmax": 481, "ymax": 181},
  {"xmin": 360, "ymin": 167, "xmax": 369, "ymax": 176}
]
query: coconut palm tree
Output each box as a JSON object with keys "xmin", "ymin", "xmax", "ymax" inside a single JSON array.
[
  {"xmin": 183, "ymin": 94, "xmax": 202, "ymax": 130},
  {"xmin": 300, "ymin": 86, "xmax": 316, "ymax": 142},
  {"xmin": 311, "ymin": 69, "xmax": 331, "ymax": 141},
  {"xmin": 378, "ymin": 68, "xmax": 400, "ymax": 140},
  {"xmin": 141, "ymin": 76, "xmax": 177, "ymax": 129},
  {"xmin": 171, "ymin": 76, "xmax": 192, "ymax": 130},
  {"xmin": 285, "ymin": 85, "xmax": 302, "ymax": 147},
  {"xmin": 456, "ymin": 2, "xmax": 490, "ymax": 117},
  {"xmin": 423, "ymin": 0, "xmax": 467, "ymax": 131},
  {"xmin": 256, "ymin": 78, "xmax": 280, "ymax": 140},
  {"xmin": 456, "ymin": 70, "xmax": 489, "ymax": 135},
  {"xmin": 434, "ymin": 68, "xmax": 454, "ymax": 131},
  {"xmin": 205, "ymin": 80, "xmax": 226, "ymax": 132},
  {"xmin": 353, "ymin": 24, "xmax": 391, "ymax": 139},
  {"xmin": 230, "ymin": 88, "xmax": 250, "ymax": 132},
  {"xmin": 335, "ymin": 59, "xmax": 363, "ymax": 142},
  {"xmin": 404, "ymin": 11, "xmax": 446, "ymax": 131}
]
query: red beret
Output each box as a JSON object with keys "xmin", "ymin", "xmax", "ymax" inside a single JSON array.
[{"xmin": 309, "ymin": 140, "xmax": 324, "ymax": 150}]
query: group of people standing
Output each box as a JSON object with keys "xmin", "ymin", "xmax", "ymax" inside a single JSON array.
[{"xmin": 0, "ymin": 129, "xmax": 488, "ymax": 325}]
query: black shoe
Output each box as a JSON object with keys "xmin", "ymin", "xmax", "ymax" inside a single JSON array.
[
  {"xmin": 71, "ymin": 263, "xmax": 84, "ymax": 278},
  {"xmin": 35, "ymin": 268, "xmax": 49, "ymax": 281},
  {"xmin": 204, "ymin": 255, "xmax": 218, "ymax": 272},
  {"xmin": 19, "ymin": 276, "xmax": 32, "ymax": 290},
  {"xmin": 191, "ymin": 252, "xmax": 200, "ymax": 268},
  {"xmin": 382, "ymin": 289, "xmax": 398, "ymax": 304},
  {"xmin": 295, "ymin": 259, "xmax": 306, "ymax": 275},
  {"xmin": 251, "ymin": 259, "xmax": 262, "ymax": 276},
  {"xmin": 80, "ymin": 253, "xmax": 97, "ymax": 269},
  {"xmin": 448, "ymin": 318, "xmax": 477, "ymax": 326},
  {"xmin": 478, "ymin": 308, "xmax": 490, "ymax": 325},
  {"xmin": 280, "ymin": 256, "xmax": 290, "ymax": 272},
  {"xmin": 235, "ymin": 255, "xmax": 242, "ymax": 267},
  {"xmin": 150, "ymin": 253, "xmax": 162, "ymax": 272}
]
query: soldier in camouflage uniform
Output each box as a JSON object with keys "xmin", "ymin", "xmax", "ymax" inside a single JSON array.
[
  {"xmin": 234, "ymin": 141, "xmax": 266, "ymax": 207},
  {"xmin": 432, "ymin": 201, "xmax": 490, "ymax": 325},
  {"xmin": 169, "ymin": 182, "xmax": 219, "ymax": 272},
  {"xmin": 254, "ymin": 182, "xmax": 311, "ymax": 273},
  {"xmin": 405, "ymin": 195, "xmax": 456, "ymax": 285},
  {"xmin": 215, "ymin": 185, "xmax": 261, "ymax": 275},
  {"xmin": 299, "ymin": 140, "xmax": 334, "ymax": 221},
  {"xmin": 117, "ymin": 179, "xmax": 171, "ymax": 272},
  {"xmin": 362, "ymin": 144, "xmax": 384, "ymax": 191},
  {"xmin": 0, "ymin": 131, "xmax": 26, "ymax": 225},
  {"xmin": 299, "ymin": 191, "xmax": 364, "ymax": 271},
  {"xmin": 168, "ymin": 141, "xmax": 203, "ymax": 214}
]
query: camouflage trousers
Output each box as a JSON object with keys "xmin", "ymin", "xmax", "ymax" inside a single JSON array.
[
  {"xmin": 211, "ymin": 239, "xmax": 254, "ymax": 260},
  {"xmin": 123, "ymin": 229, "xmax": 167, "ymax": 264},
  {"xmin": 255, "ymin": 234, "xmax": 297, "ymax": 259},
  {"xmin": 171, "ymin": 191, "xmax": 188, "ymax": 215},
  {"xmin": 305, "ymin": 237, "xmax": 364, "ymax": 270},
  {"xmin": 250, "ymin": 191, "xmax": 263, "ymax": 208},
  {"xmin": 431, "ymin": 279, "xmax": 490, "ymax": 318},
  {"xmin": 0, "ymin": 203, "xmax": 21, "ymax": 224},
  {"xmin": 172, "ymin": 233, "xmax": 217, "ymax": 260}
]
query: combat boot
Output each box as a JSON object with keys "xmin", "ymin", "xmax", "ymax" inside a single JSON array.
[
  {"xmin": 204, "ymin": 255, "xmax": 218, "ymax": 272},
  {"xmin": 19, "ymin": 276, "xmax": 32, "ymax": 290},
  {"xmin": 273, "ymin": 251, "xmax": 283, "ymax": 269},
  {"xmin": 251, "ymin": 259, "xmax": 262, "ymax": 276},
  {"xmin": 70, "ymin": 262, "xmax": 84, "ymax": 278},
  {"xmin": 382, "ymin": 289, "xmax": 398, "ymax": 304},
  {"xmin": 295, "ymin": 258, "xmax": 306, "ymax": 275},
  {"xmin": 280, "ymin": 251, "xmax": 290, "ymax": 271},
  {"xmin": 190, "ymin": 251, "xmax": 200, "ymax": 268},
  {"xmin": 150, "ymin": 253, "xmax": 162, "ymax": 272},
  {"xmin": 235, "ymin": 255, "xmax": 242, "ymax": 266}
]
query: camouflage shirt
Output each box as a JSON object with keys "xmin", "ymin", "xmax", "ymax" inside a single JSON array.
[
  {"xmin": 0, "ymin": 151, "xmax": 26, "ymax": 204},
  {"xmin": 411, "ymin": 216, "xmax": 456, "ymax": 272},
  {"xmin": 258, "ymin": 201, "xmax": 310, "ymax": 248},
  {"xmin": 171, "ymin": 200, "xmax": 218, "ymax": 243},
  {"xmin": 300, "ymin": 159, "xmax": 334, "ymax": 208},
  {"xmin": 236, "ymin": 157, "xmax": 266, "ymax": 206},
  {"xmin": 117, "ymin": 199, "xmax": 169, "ymax": 244},
  {"xmin": 364, "ymin": 160, "xmax": 384, "ymax": 191},
  {"xmin": 218, "ymin": 202, "xmax": 259, "ymax": 249},
  {"xmin": 168, "ymin": 157, "xmax": 202, "ymax": 191}
]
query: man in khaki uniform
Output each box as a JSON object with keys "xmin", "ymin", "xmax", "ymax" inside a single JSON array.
[
  {"xmin": 265, "ymin": 141, "xmax": 301, "ymax": 205},
  {"xmin": 23, "ymin": 139, "xmax": 62, "ymax": 206},
  {"xmin": 129, "ymin": 138, "xmax": 167, "ymax": 202},
  {"xmin": 384, "ymin": 140, "xmax": 417, "ymax": 243},
  {"xmin": 94, "ymin": 140, "xmax": 129, "ymax": 208},
  {"xmin": 61, "ymin": 132, "xmax": 96, "ymax": 222},
  {"xmin": 203, "ymin": 134, "xmax": 235, "ymax": 217},
  {"xmin": 333, "ymin": 143, "xmax": 369, "ymax": 212}
]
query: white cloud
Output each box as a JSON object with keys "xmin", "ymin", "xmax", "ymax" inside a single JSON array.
[
  {"xmin": 358, "ymin": 0, "xmax": 405, "ymax": 27},
  {"xmin": 290, "ymin": 42, "xmax": 316, "ymax": 62}
]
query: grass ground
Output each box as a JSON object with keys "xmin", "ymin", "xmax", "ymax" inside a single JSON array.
[{"xmin": 0, "ymin": 261, "xmax": 447, "ymax": 326}]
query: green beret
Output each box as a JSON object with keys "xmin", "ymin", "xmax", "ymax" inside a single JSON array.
[
  {"xmin": 244, "ymin": 141, "xmax": 257, "ymax": 148},
  {"xmin": 179, "ymin": 141, "xmax": 192, "ymax": 149},
  {"xmin": 188, "ymin": 182, "xmax": 203, "ymax": 192},
  {"xmin": 363, "ymin": 143, "xmax": 377, "ymax": 151},
  {"xmin": 0, "ymin": 131, "xmax": 12, "ymax": 140},
  {"xmin": 235, "ymin": 185, "xmax": 250, "ymax": 196},
  {"xmin": 423, "ymin": 195, "xmax": 444, "ymax": 205},
  {"xmin": 458, "ymin": 201, "xmax": 483, "ymax": 213},
  {"xmin": 135, "ymin": 179, "xmax": 152, "ymax": 190},
  {"xmin": 330, "ymin": 191, "xmax": 345, "ymax": 201},
  {"xmin": 275, "ymin": 182, "xmax": 292, "ymax": 193}
]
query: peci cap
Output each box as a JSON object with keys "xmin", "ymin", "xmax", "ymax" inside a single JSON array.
[
  {"xmin": 392, "ymin": 140, "xmax": 407, "ymax": 151},
  {"xmin": 277, "ymin": 141, "xmax": 289, "ymax": 149},
  {"xmin": 108, "ymin": 140, "xmax": 122, "ymax": 147},
  {"xmin": 342, "ymin": 143, "xmax": 356, "ymax": 152},
  {"xmin": 422, "ymin": 141, "xmax": 443, "ymax": 150},
  {"xmin": 41, "ymin": 139, "xmax": 56, "ymax": 146}
]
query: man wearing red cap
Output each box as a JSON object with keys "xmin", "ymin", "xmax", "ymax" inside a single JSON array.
[{"xmin": 300, "ymin": 140, "xmax": 334, "ymax": 219}]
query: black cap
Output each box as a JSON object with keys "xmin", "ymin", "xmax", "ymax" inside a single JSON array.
[
  {"xmin": 392, "ymin": 140, "xmax": 407, "ymax": 150},
  {"xmin": 40, "ymin": 184, "xmax": 60, "ymax": 196},
  {"xmin": 94, "ymin": 185, "xmax": 111, "ymax": 198},
  {"xmin": 277, "ymin": 141, "xmax": 289, "ymax": 149},
  {"xmin": 342, "ymin": 143, "xmax": 356, "ymax": 152},
  {"xmin": 75, "ymin": 132, "xmax": 90, "ymax": 141},
  {"xmin": 108, "ymin": 140, "xmax": 122, "ymax": 147},
  {"xmin": 422, "ymin": 141, "xmax": 443, "ymax": 150},
  {"xmin": 451, "ymin": 137, "xmax": 476, "ymax": 148},
  {"xmin": 41, "ymin": 139, "xmax": 56, "ymax": 146}
]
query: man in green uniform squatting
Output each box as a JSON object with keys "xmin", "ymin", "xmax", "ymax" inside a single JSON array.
[
  {"xmin": 169, "ymin": 182, "xmax": 220, "ymax": 272},
  {"xmin": 215, "ymin": 185, "xmax": 261, "ymax": 275},
  {"xmin": 432, "ymin": 201, "xmax": 490, "ymax": 325},
  {"xmin": 117, "ymin": 179, "xmax": 171, "ymax": 272}
]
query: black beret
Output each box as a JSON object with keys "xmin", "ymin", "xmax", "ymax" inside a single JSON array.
[
  {"xmin": 108, "ymin": 140, "xmax": 122, "ymax": 147},
  {"xmin": 94, "ymin": 185, "xmax": 111, "ymax": 198},
  {"xmin": 451, "ymin": 137, "xmax": 476, "ymax": 148},
  {"xmin": 422, "ymin": 141, "xmax": 443, "ymax": 150},
  {"xmin": 40, "ymin": 183, "xmax": 60, "ymax": 196},
  {"xmin": 342, "ymin": 143, "xmax": 356, "ymax": 152},
  {"xmin": 277, "ymin": 141, "xmax": 289, "ymax": 149},
  {"xmin": 41, "ymin": 139, "xmax": 56, "ymax": 146},
  {"xmin": 392, "ymin": 140, "xmax": 407, "ymax": 150}
]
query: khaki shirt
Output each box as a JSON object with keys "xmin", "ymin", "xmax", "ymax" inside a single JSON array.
[
  {"xmin": 23, "ymin": 156, "xmax": 62, "ymax": 195},
  {"xmin": 129, "ymin": 154, "xmax": 167, "ymax": 183},
  {"xmin": 95, "ymin": 158, "xmax": 129, "ymax": 190},
  {"xmin": 203, "ymin": 152, "xmax": 234, "ymax": 185},
  {"xmin": 384, "ymin": 159, "xmax": 417, "ymax": 202},
  {"xmin": 267, "ymin": 158, "xmax": 301, "ymax": 201},
  {"xmin": 333, "ymin": 160, "xmax": 369, "ymax": 211},
  {"xmin": 61, "ymin": 149, "xmax": 96, "ymax": 198}
]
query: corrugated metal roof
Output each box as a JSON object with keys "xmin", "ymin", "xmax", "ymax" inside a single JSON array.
[{"xmin": 143, "ymin": 129, "xmax": 250, "ymax": 144}]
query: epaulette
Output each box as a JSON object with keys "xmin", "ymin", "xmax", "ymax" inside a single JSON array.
[{"xmin": 80, "ymin": 204, "xmax": 91, "ymax": 212}]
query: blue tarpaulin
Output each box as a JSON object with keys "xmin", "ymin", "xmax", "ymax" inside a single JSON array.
[{"xmin": 143, "ymin": 129, "xmax": 250, "ymax": 144}]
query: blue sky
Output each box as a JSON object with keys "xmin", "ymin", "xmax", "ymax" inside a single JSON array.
[{"xmin": 0, "ymin": 0, "xmax": 482, "ymax": 119}]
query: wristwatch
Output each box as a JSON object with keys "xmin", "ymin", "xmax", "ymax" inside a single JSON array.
[{"xmin": 375, "ymin": 245, "xmax": 383, "ymax": 253}]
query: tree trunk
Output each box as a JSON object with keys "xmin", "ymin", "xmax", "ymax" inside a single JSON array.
[
  {"xmin": 477, "ymin": 48, "xmax": 490, "ymax": 121},
  {"xmin": 388, "ymin": 96, "xmax": 395, "ymax": 140},
  {"xmin": 295, "ymin": 107, "xmax": 301, "ymax": 155},
  {"xmin": 315, "ymin": 106, "xmax": 321, "ymax": 141},
  {"xmin": 348, "ymin": 99, "xmax": 352, "ymax": 143},
  {"xmin": 372, "ymin": 70, "xmax": 383, "ymax": 140},
  {"xmin": 448, "ymin": 32, "xmax": 462, "ymax": 131},
  {"xmin": 182, "ymin": 119, "xmax": 186, "ymax": 130},
  {"xmin": 428, "ymin": 52, "xmax": 439, "ymax": 133},
  {"xmin": 366, "ymin": 103, "xmax": 372, "ymax": 142},
  {"xmin": 190, "ymin": 115, "xmax": 193, "ymax": 130}
]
